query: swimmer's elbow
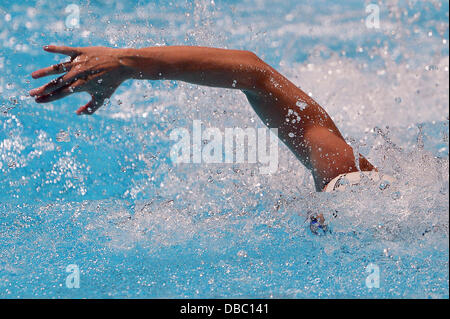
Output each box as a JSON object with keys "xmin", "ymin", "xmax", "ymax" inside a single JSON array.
[
  {"xmin": 245, "ymin": 51, "xmax": 269, "ymax": 73},
  {"xmin": 240, "ymin": 50, "xmax": 272, "ymax": 93},
  {"xmin": 243, "ymin": 50, "xmax": 260, "ymax": 62}
]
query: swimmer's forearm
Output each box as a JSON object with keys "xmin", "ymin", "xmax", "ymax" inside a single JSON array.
[
  {"xmin": 29, "ymin": 44, "xmax": 377, "ymax": 189},
  {"xmin": 120, "ymin": 46, "xmax": 270, "ymax": 91}
]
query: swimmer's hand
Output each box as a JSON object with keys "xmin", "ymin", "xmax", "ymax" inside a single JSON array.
[{"xmin": 29, "ymin": 45, "xmax": 132, "ymax": 115}]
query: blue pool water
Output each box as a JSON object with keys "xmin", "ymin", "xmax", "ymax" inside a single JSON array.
[{"xmin": 0, "ymin": 0, "xmax": 448, "ymax": 298}]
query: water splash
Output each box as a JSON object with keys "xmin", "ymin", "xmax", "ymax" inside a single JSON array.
[{"xmin": 0, "ymin": 0, "xmax": 448, "ymax": 298}]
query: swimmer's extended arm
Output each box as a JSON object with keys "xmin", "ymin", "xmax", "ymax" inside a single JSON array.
[{"xmin": 30, "ymin": 45, "xmax": 376, "ymax": 190}]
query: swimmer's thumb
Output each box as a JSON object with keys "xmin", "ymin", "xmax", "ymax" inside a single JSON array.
[{"xmin": 76, "ymin": 96, "xmax": 103, "ymax": 115}]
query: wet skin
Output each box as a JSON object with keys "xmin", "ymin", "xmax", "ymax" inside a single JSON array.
[{"xmin": 30, "ymin": 45, "xmax": 376, "ymax": 191}]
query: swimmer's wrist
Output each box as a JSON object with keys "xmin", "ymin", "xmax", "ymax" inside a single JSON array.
[
  {"xmin": 116, "ymin": 48, "xmax": 161, "ymax": 80},
  {"xmin": 114, "ymin": 48, "xmax": 142, "ymax": 80}
]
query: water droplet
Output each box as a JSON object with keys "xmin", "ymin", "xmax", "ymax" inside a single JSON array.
[
  {"xmin": 379, "ymin": 180, "xmax": 391, "ymax": 190},
  {"xmin": 56, "ymin": 129, "xmax": 70, "ymax": 142},
  {"xmin": 296, "ymin": 100, "xmax": 307, "ymax": 110},
  {"xmin": 391, "ymin": 191, "xmax": 401, "ymax": 200},
  {"xmin": 237, "ymin": 250, "xmax": 247, "ymax": 257}
]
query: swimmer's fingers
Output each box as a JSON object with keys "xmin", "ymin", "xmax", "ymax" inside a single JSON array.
[
  {"xmin": 76, "ymin": 95, "xmax": 105, "ymax": 115},
  {"xmin": 43, "ymin": 45, "xmax": 81, "ymax": 58},
  {"xmin": 76, "ymin": 85, "xmax": 116, "ymax": 115},
  {"xmin": 31, "ymin": 46, "xmax": 88, "ymax": 80},
  {"xmin": 34, "ymin": 79, "xmax": 86, "ymax": 103},
  {"xmin": 31, "ymin": 62, "xmax": 72, "ymax": 79},
  {"xmin": 29, "ymin": 70, "xmax": 78, "ymax": 97}
]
